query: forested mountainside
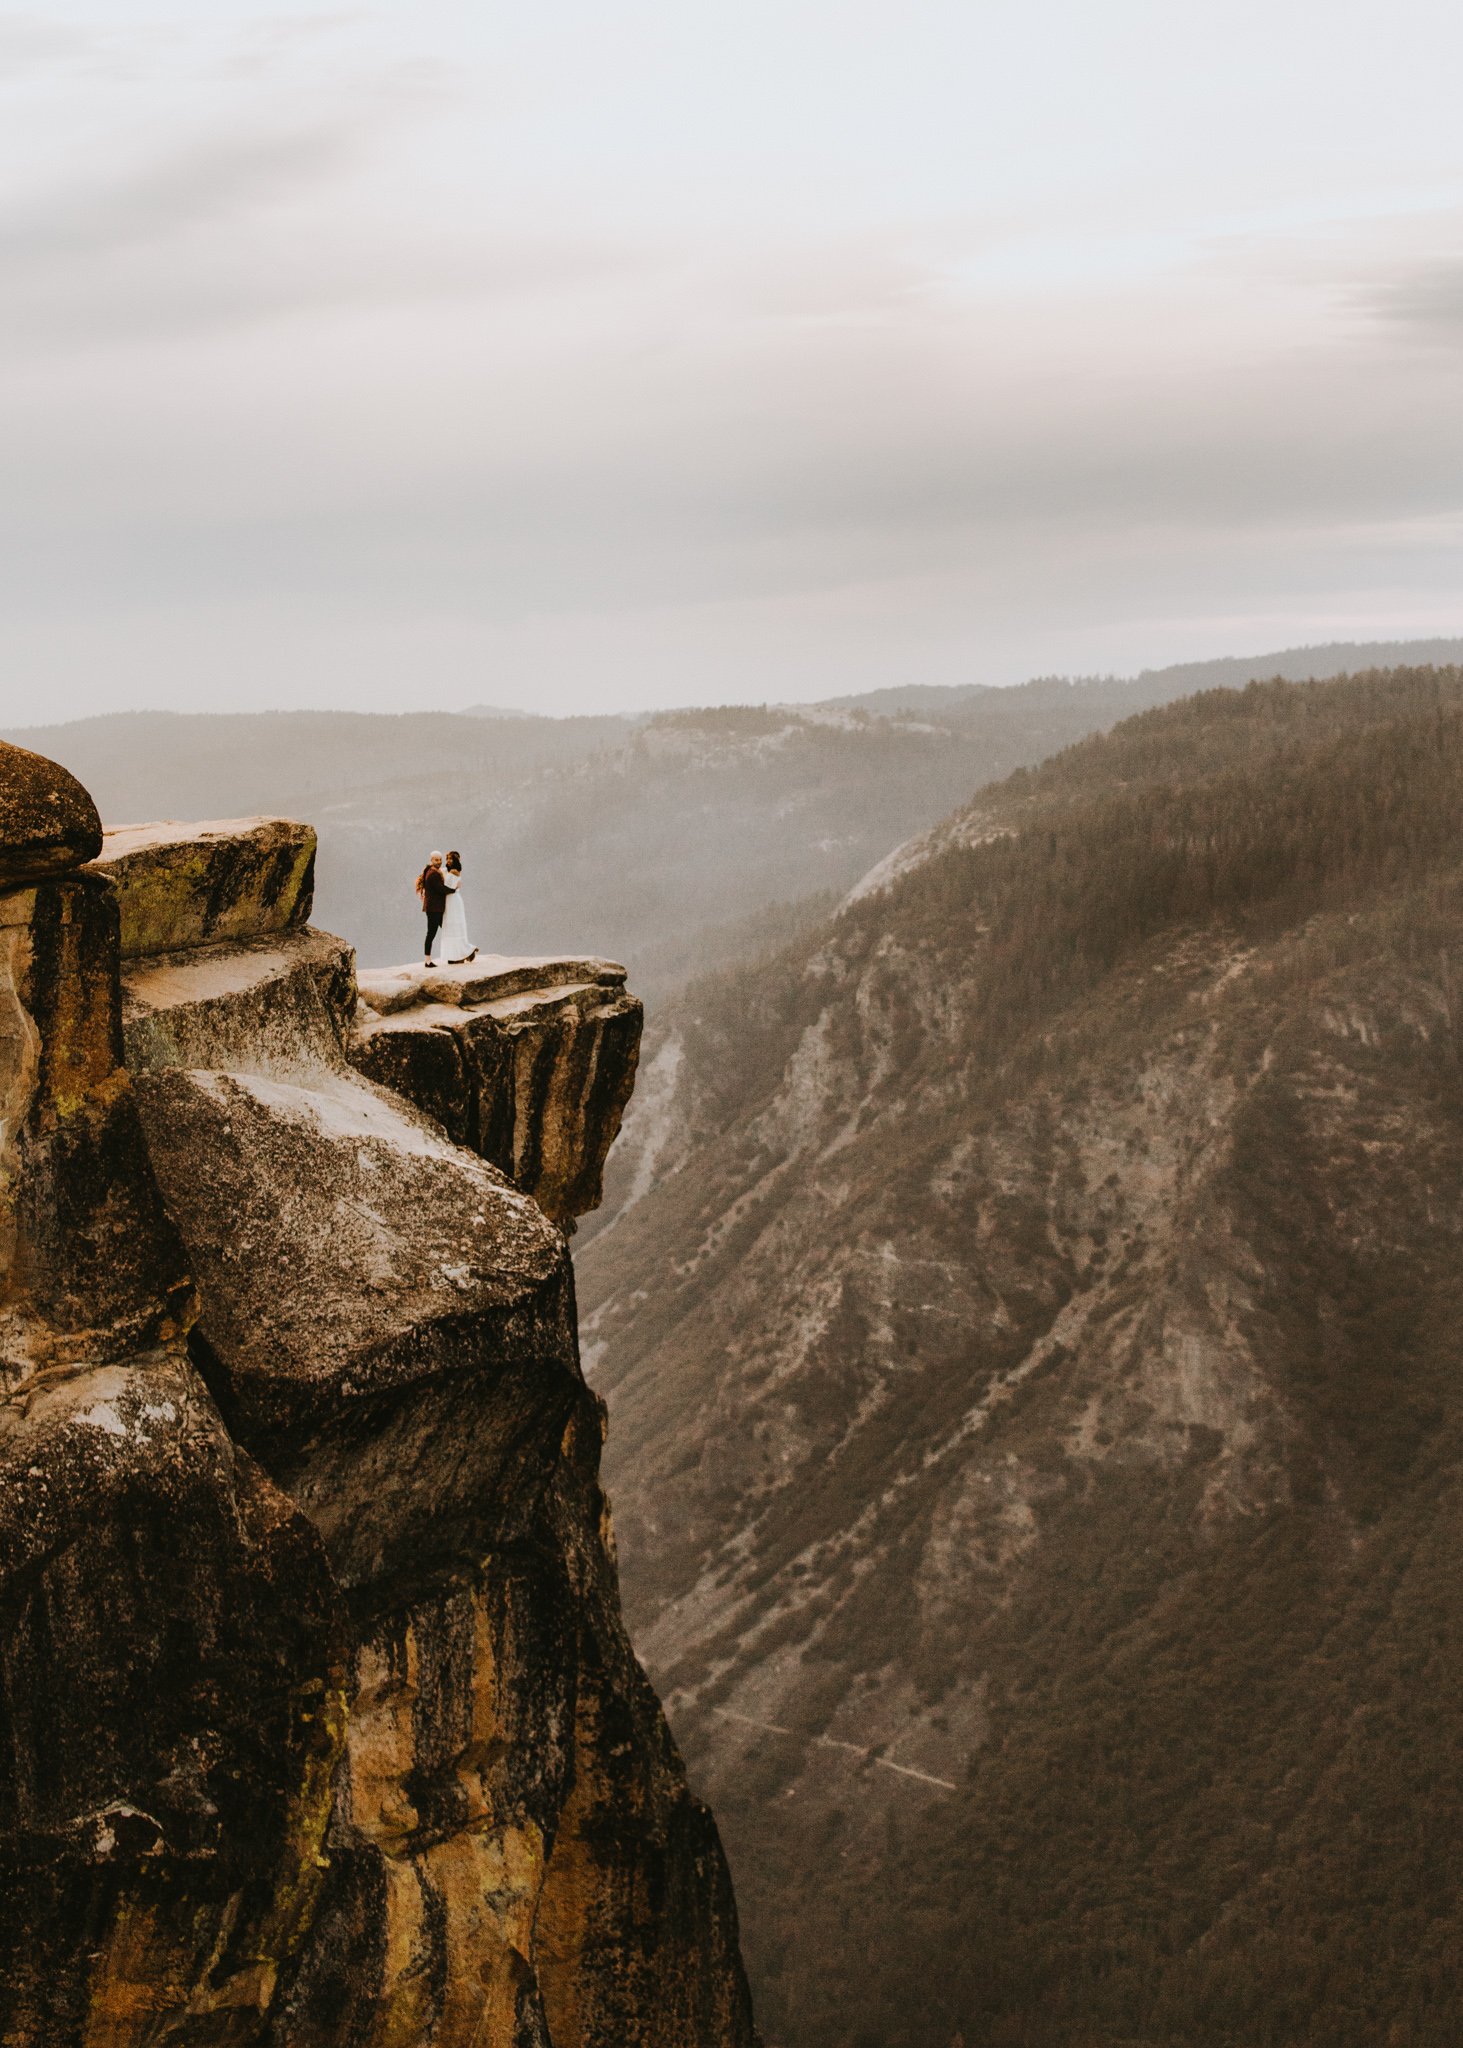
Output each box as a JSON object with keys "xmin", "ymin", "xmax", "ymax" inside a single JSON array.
[
  {"xmin": 11, "ymin": 636, "xmax": 1457, "ymax": 1004},
  {"xmin": 576, "ymin": 664, "xmax": 1463, "ymax": 2047}
]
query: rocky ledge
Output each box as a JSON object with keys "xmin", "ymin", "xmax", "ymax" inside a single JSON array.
[
  {"xmin": 0, "ymin": 760, "xmax": 755, "ymax": 2047},
  {"xmin": 353, "ymin": 959, "xmax": 642, "ymax": 1225}
]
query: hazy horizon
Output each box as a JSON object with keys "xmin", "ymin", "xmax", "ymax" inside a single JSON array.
[
  {"xmin": 7, "ymin": 633, "xmax": 1463, "ymax": 736},
  {"xmin": 2, "ymin": 3, "xmax": 1460, "ymax": 721}
]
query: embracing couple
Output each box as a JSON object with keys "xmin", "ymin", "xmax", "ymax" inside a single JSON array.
[{"xmin": 415, "ymin": 850, "xmax": 478, "ymax": 968}]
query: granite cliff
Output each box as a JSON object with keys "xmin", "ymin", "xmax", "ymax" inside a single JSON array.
[{"xmin": 0, "ymin": 749, "xmax": 757, "ymax": 2045}]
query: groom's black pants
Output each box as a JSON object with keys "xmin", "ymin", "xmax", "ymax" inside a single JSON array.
[{"xmin": 425, "ymin": 912, "xmax": 443, "ymax": 957}]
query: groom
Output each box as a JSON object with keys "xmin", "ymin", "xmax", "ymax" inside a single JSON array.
[{"xmin": 418, "ymin": 850, "xmax": 447, "ymax": 966}]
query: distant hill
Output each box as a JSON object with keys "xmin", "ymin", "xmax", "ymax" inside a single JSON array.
[
  {"xmin": 577, "ymin": 662, "xmax": 1463, "ymax": 2048},
  {"xmin": 459, "ymin": 702, "xmax": 561, "ymax": 719},
  {"xmin": 815, "ymin": 636, "xmax": 1463, "ymax": 718},
  {"xmin": 9, "ymin": 637, "xmax": 1459, "ymax": 1006}
]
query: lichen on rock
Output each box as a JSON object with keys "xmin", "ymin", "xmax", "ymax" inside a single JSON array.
[{"xmin": 90, "ymin": 815, "xmax": 317, "ymax": 960}]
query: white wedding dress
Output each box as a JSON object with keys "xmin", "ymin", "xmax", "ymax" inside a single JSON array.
[{"xmin": 431, "ymin": 871, "xmax": 473, "ymax": 964}]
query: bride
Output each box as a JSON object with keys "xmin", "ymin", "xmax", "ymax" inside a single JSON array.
[{"xmin": 431, "ymin": 850, "xmax": 478, "ymax": 966}]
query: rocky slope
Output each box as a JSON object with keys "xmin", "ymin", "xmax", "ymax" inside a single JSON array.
[
  {"xmin": 0, "ymin": 755, "xmax": 756, "ymax": 2044},
  {"xmin": 576, "ymin": 665, "xmax": 1463, "ymax": 2047}
]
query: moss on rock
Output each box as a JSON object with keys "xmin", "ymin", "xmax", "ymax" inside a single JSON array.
[{"xmin": 90, "ymin": 817, "xmax": 316, "ymax": 960}]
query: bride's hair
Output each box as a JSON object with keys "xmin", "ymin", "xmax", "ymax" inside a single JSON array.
[{"xmin": 446, "ymin": 851, "xmax": 462, "ymax": 871}]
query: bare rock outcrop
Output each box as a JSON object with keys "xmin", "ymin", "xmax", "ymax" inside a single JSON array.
[
  {"xmin": 92, "ymin": 816, "xmax": 317, "ymax": 958},
  {"xmin": 0, "ymin": 1350, "xmax": 347, "ymax": 2038},
  {"xmin": 352, "ymin": 959, "xmax": 642, "ymax": 1224},
  {"xmin": 0, "ymin": 843, "xmax": 189, "ymax": 1372},
  {"xmin": 120, "ymin": 928, "xmax": 357, "ymax": 1079},
  {"xmin": 0, "ymin": 752, "xmax": 755, "ymax": 2047}
]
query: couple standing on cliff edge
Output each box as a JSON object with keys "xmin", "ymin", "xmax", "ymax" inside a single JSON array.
[{"xmin": 416, "ymin": 850, "xmax": 478, "ymax": 967}]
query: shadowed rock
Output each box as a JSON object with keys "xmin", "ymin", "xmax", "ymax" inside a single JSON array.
[
  {"xmin": 0, "ymin": 1350, "xmax": 347, "ymax": 2041},
  {"xmin": 353, "ymin": 957, "xmax": 643, "ymax": 1223},
  {"xmin": 0, "ymin": 742, "xmax": 102, "ymax": 880},
  {"xmin": 0, "ymin": 872, "xmax": 191, "ymax": 1376}
]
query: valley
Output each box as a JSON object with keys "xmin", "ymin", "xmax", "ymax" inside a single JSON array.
[{"xmin": 578, "ymin": 663, "xmax": 1463, "ymax": 2045}]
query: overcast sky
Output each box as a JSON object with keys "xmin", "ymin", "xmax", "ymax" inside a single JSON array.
[{"xmin": 2, "ymin": 1, "xmax": 1461, "ymax": 720}]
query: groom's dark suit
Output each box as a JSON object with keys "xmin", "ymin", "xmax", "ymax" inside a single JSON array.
[{"xmin": 421, "ymin": 864, "xmax": 447, "ymax": 958}]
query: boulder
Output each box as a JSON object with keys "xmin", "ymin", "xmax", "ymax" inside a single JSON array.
[
  {"xmin": 0, "ymin": 742, "xmax": 102, "ymax": 880},
  {"xmin": 130, "ymin": 1062, "xmax": 577, "ymax": 1603},
  {"xmin": 89, "ymin": 816, "xmax": 316, "ymax": 960}
]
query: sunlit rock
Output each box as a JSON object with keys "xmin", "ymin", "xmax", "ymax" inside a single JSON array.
[
  {"xmin": 132, "ymin": 1061, "xmax": 575, "ymax": 1597},
  {"xmin": 120, "ymin": 927, "xmax": 356, "ymax": 1078}
]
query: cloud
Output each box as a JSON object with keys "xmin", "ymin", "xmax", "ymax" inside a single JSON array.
[
  {"xmin": 1368, "ymin": 260, "xmax": 1463, "ymax": 343},
  {"xmin": 210, "ymin": 12, "xmax": 374, "ymax": 76},
  {"xmin": 0, "ymin": 2, "xmax": 1459, "ymax": 718},
  {"xmin": 0, "ymin": 14, "xmax": 93, "ymax": 66},
  {"xmin": 0, "ymin": 123, "xmax": 364, "ymax": 259}
]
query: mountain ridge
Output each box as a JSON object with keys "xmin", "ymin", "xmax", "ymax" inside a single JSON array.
[{"xmin": 10, "ymin": 637, "xmax": 1460, "ymax": 1010}]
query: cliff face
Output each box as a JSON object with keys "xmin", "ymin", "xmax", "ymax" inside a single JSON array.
[
  {"xmin": 350, "ymin": 960, "xmax": 641, "ymax": 1226},
  {"xmin": 0, "ymin": 763, "xmax": 756, "ymax": 2046}
]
